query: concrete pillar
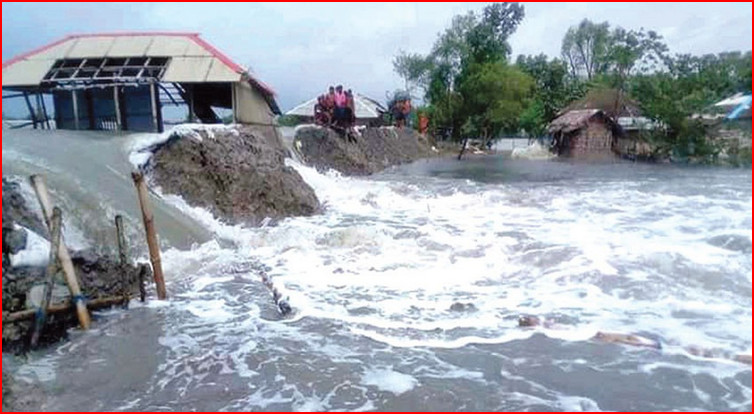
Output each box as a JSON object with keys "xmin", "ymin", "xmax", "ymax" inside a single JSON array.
[
  {"xmin": 150, "ymin": 81, "xmax": 159, "ymax": 132},
  {"xmin": 188, "ymin": 84, "xmax": 195, "ymax": 123},
  {"xmin": 113, "ymin": 86, "xmax": 122, "ymax": 131},
  {"xmin": 72, "ymin": 90, "xmax": 80, "ymax": 130}
]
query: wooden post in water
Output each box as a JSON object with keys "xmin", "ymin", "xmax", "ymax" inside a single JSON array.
[
  {"xmin": 30, "ymin": 207, "xmax": 62, "ymax": 348},
  {"xmin": 115, "ymin": 215, "xmax": 130, "ymax": 306},
  {"xmin": 457, "ymin": 137, "xmax": 469, "ymax": 160},
  {"xmin": 131, "ymin": 171, "xmax": 167, "ymax": 300},
  {"xmin": 138, "ymin": 264, "xmax": 147, "ymax": 303},
  {"xmin": 115, "ymin": 215, "xmax": 128, "ymax": 266},
  {"xmin": 29, "ymin": 175, "xmax": 91, "ymax": 330}
]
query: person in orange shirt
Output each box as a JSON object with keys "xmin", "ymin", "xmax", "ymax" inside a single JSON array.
[
  {"xmin": 324, "ymin": 86, "xmax": 336, "ymax": 125},
  {"xmin": 314, "ymin": 95, "xmax": 330, "ymax": 125}
]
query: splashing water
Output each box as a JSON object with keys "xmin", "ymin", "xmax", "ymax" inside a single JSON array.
[{"xmin": 3, "ymin": 129, "xmax": 751, "ymax": 411}]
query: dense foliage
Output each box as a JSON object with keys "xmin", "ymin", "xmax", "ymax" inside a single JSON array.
[{"xmin": 394, "ymin": 5, "xmax": 750, "ymax": 163}]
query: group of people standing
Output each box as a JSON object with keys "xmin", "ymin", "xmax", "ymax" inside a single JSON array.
[
  {"xmin": 314, "ymin": 85, "xmax": 356, "ymax": 129},
  {"xmin": 390, "ymin": 97, "xmax": 412, "ymax": 129}
]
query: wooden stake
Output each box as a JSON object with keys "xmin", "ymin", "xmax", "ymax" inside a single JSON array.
[
  {"xmin": 138, "ymin": 264, "xmax": 147, "ymax": 303},
  {"xmin": 30, "ymin": 207, "xmax": 62, "ymax": 348},
  {"xmin": 29, "ymin": 175, "xmax": 91, "ymax": 330},
  {"xmin": 115, "ymin": 215, "xmax": 128, "ymax": 266},
  {"xmin": 3, "ymin": 296, "xmax": 130, "ymax": 324},
  {"xmin": 131, "ymin": 171, "xmax": 167, "ymax": 300},
  {"xmin": 115, "ymin": 215, "xmax": 130, "ymax": 306},
  {"xmin": 457, "ymin": 137, "xmax": 469, "ymax": 160}
]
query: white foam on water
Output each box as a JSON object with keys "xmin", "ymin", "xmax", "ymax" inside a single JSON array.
[
  {"xmin": 18, "ymin": 128, "xmax": 747, "ymax": 411},
  {"xmin": 146, "ymin": 157, "xmax": 751, "ymax": 366},
  {"xmin": 511, "ymin": 141, "xmax": 555, "ymax": 160},
  {"xmin": 126, "ymin": 124, "xmax": 235, "ymax": 168},
  {"xmin": 556, "ymin": 395, "xmax": 602, "ymax": 412},
  {"xmin": 361, "ymin": 368, "xmax": 418, "ymax": 395},
  {"xmin": 10, "ymin": 226, "xmax": 50, "ymax": 267}
]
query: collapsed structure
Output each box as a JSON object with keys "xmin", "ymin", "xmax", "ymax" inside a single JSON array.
[{"xmin": 2, "ymin": 32, "xmax": 280, "ymax": 132}]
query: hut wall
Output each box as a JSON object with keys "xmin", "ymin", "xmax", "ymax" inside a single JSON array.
[{"xmin": 570, "ymin": 119, "xmax": 613, "ymax": 156}]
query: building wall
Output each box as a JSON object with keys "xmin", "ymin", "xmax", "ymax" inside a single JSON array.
[
  {"xmin": 53, "ymin": 90, "xmax": 85, "ymax": 130},
  {"xmin": 122, "ymin": 85, "xmax": 156, "ymax": 132},
  {"xmin": 234, "ymin": 82, "xmax": 275, "ymax": 125},
  {"xmin": 710, "ymin": 119, "xmax": 752, "ymax": 148},
  {"xmin": 53, "ymin": 85, "xmax": 156, "ymax": 132},
  {"xmin": 570, "ymin": 119, "xmax": 613, "ymax": 156}
]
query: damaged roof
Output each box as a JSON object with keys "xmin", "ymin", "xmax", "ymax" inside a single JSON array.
[
  {"xmin": 548, "ymin": 109, "xmax": 611, "ymax": 134},
  {"xmin": 1, "ymin": 32, "xmax": 275, "ymax": 96},
  {"xmin": 562, "ymin": 88, "xmax": 641, "ymax": 119}
]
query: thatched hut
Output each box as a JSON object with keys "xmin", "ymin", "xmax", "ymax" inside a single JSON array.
[{"xmin": 548, "ymin": 109, "xmax": 619, "ymax": 157}]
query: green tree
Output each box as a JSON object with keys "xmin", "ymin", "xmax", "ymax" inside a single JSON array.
[
  {"xmin": 516, "ymin": 54, "xmax": 586, "ymax": 134},
  {"xmin": 465, "ymin": 2, "xmax": 525, "ymax": 64},
  {"xmin": 396, "ymin": 2, "xmax": 526, "ymax": 143},
  {"xmin": 392, "ymin": 51, "xmax": 431, "ymax": 96},
  {"xmin": 561, "ymin": 19, "xmax": 612, "ymax": 80},
  {"xmin": 629, "ymin": 50, "xmax": 752, "ymax": 161},
  {"xmin": 457, "ymin": 60, "xmax": 533, "ymax": 143},
  {"xmin": 518, "ymin": 98, "xmax": 546, "ymax": 138}
]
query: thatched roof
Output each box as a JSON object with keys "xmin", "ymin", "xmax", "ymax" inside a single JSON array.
[
  {"xmin": 548, "ymin": 109, "xmax": 609, "ymax": 133},
  {"xmin": 563, "ymin": 88, "xmax": 641, "ymax": 118}
]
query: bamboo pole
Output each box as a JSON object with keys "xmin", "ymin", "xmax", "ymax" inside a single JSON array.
[
  {"xmin": 30, "ymin": 175, "xmax": 91, "ymax": 330},
  {"xmin": 3, "ymin": 296, "xmax": 130, "ymax": 324},
  {"xmin": 258, "ymin": 268, "xmax": 292, "ymax": 315},
  {"xmin": 30, "ymin": 207, "xmax": 62, "ymax": 348},
  {"xmin": 115, "ymin": 215, "xmax": 130, "ymax": 306},
  {"xmin": 131, "ymin": 171, "xmax": 167, "ymax": 300}
]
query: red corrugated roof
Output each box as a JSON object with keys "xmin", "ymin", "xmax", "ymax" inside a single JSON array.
[{"xmin": 2, "ymin": 32, "xmax": 275, "ymax": 96}]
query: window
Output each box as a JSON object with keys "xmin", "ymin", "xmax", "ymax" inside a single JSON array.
[{"xmin": 43, "ymin": 57, "xmax": 170, "ymax": 85}]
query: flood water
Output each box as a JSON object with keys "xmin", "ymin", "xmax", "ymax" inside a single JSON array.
[{"xmin": 2, "ymin": 128, "xmax": 752, "ymax": 411}]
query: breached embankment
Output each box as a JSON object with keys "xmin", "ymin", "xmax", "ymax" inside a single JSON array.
[
  {"xmin": 2, "ymin": 123, "xmax": 435, "ymax": 354},
  {"xmin": 134, "ymin": 124, "xmax": 321, "ymax": 227},
  {"xmin": 293, "ymin": 125, "xmax": 434, "ymax": 176},
  {"xmin": 2, "ymin": 178, "xmax": 149, "ymax": 353}
]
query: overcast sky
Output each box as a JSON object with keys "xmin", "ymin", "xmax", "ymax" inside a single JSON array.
[{"xmin": 3, "ymin": 2, "xmax": 752, "ymax": 112}]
